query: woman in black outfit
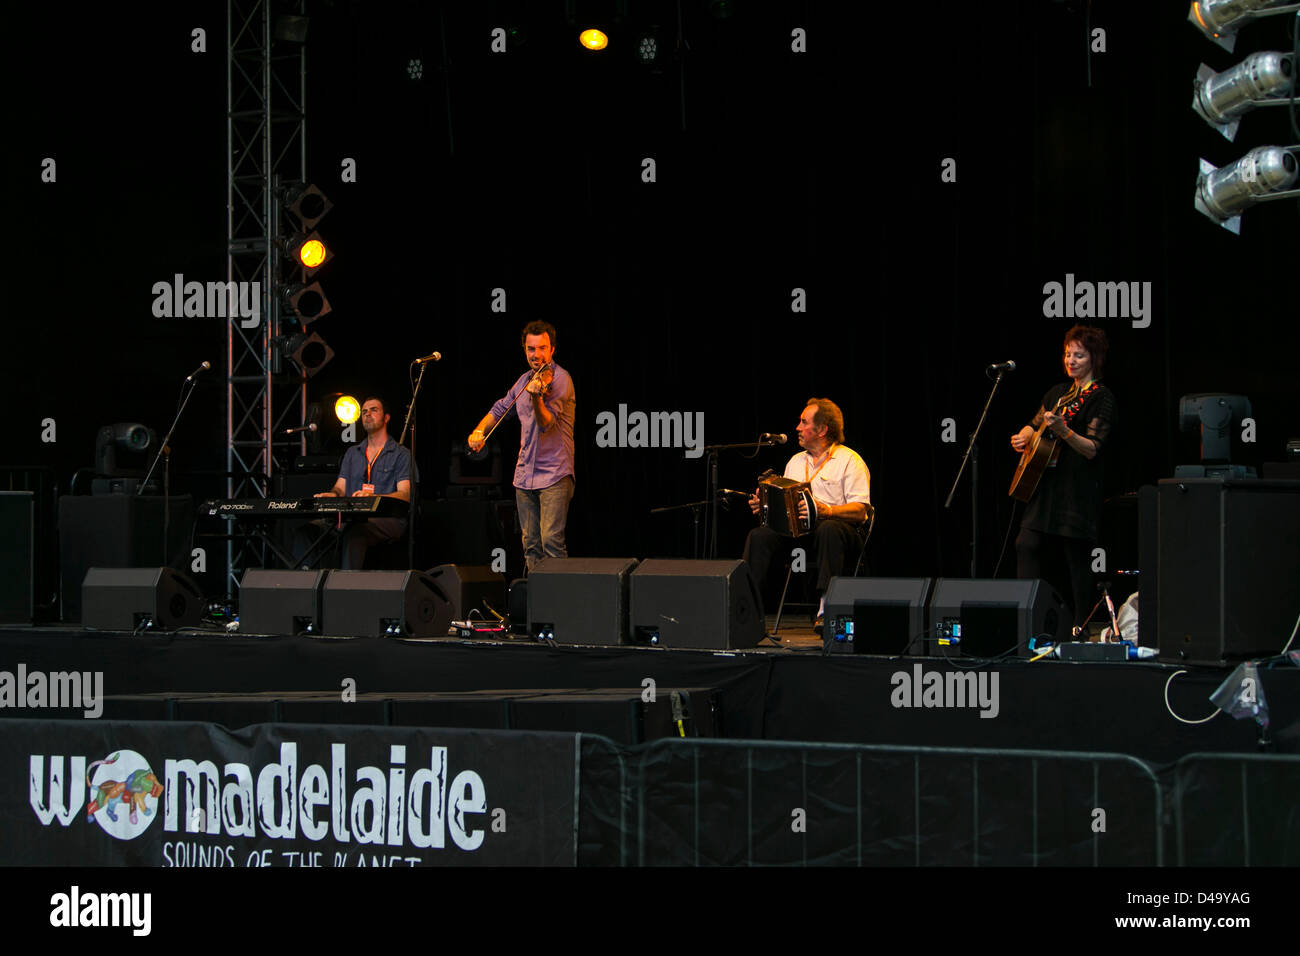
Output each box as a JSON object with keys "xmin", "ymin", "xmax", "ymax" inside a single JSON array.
[{"xmin": 1010, "ymin": 325, "xmax": 1117, "ymax": 632}]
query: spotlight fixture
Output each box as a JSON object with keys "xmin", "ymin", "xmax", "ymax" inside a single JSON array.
[
  {"xmin": 1194, "ymin": 146, "xmax": 1300, "ymax": 233},
  {"xmin": 334, "ymin": 395, "xmax": 361, "ymax": 425},
  {"xmin": 1176, "ymin": 393, "xmax": 1257, "ymax": 478},
  {"xmin": 285, "ymin": 332, "xmax": 334, "ymax": 378},
  {"xmin": 579, "ymin": 28, "xmax": 609, "ymax": 50},
  {"xmin": 636, "ymin": 26, "xmax": 663, "ymax": 66},
  {"xmin": 1193, "ymin": 52, "xmax": 1295, "ymax": 140},
  {"xmin": 407, "ymin": 58, "xmax": 423, "ymax": 80},
  {"xmin": 284, "ymin": 183, "xmax": 332, "ymax": 230},
  {"xmin": 282, "ymin": 281, "xmax": 331, "ymax": 324},
  {"xmin": 282, "ymin": 231, "xmax": 332, "ymax": 278},
  {"xmin": 1188, "ymin": 0, "xmax": 1296, "ymax": 53}
]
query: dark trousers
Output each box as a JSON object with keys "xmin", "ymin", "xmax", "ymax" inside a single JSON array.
[
  {"xmin": 1015, "ymin": 527, "xmax": 1094, "ymax": 629},
  {"xmin": 742, "ymin": 518, "xmax": 862, "ymax": 615},
  {"xmin": 295, "ymin": 517, "xmax": 407, "ymax": 570}
]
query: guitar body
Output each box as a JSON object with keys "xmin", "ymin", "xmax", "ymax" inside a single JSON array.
[{"xmin": 1008, "ymin": 383, "xmax": 1079, "ymax": 502}]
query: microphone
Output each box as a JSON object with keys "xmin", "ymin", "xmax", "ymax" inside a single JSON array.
[
  {"xmin": 760, "ymin": 433, "xmax": 788, "ymax": 444},
  {"xmin": 284, "ymin": 423, "xmax": 318, "ymax": 435},
  {"xmin": 987, "ymin": 360, "xmax": 1016, "ymax": 373},
  {"xmin": 186, "ymin": 361, "xmax": 211, "ymax": 382},
  {"xmin": 414, "ymin": 351, "xmax": 442, "ymax": 364}
]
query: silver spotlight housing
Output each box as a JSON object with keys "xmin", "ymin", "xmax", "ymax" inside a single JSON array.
[
  {"xmin": 1188, "ymin": 0, "xmax": 1299, "ymax": 53},
  {"xmin": 1195, "ymin": 146, "xmax": 1300, "ymax": 233},
  {"xmin": 1193, "ymin": 52, "xmax": 1295, "ymax": 140}
]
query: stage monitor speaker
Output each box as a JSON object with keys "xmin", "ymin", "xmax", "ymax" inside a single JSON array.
[
  {"xmin": 0, "ymin": 492, "xmax": 34, "ymax": 625},
  {"xmin": 824, "ymin": 577, "xmax": 933, "ymax": 656},
  {"xmin": 321, "ymin": 570, "xmax": 452, "ymax": 638},
  {"xmin": 527, "ymin": 558, "xmax": 639, "ymax": 644},
  {"xmin": 82, "ymin": 567, "xmax": 204, "ymax": 631},
  {"xmin": 1156, "ymin": 478, "xmax": 1300, "ymax": 664},
  {"xmin": 427, "ymin": 564, "xmax": 508, "ymax": 621},
  {"xmin": 239, "ymin": 569, "xmax": 329, "ymax": 635},
  {"xmin": 629, "ymin": 559, "xmax": 764, "ymax": 650},
  {"xmin": 929, "ymin": 579, "xmax": 1070, "ymax": 659}
]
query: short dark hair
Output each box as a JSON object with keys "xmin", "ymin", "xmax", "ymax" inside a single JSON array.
[
  {"xmin": 361, "ymin": 395, "xmax": 389, "ymax": 419},
  {"xmin": 805, "ymin": 397, "xmax": 845, "ymax": 444},
  {"xmin": 520, "ymin": 321, "xmax": 557, "ymax": 348},
  {"xmin": 1063, "ymin": 325, "xmax": 1108, "ymax": 378}
]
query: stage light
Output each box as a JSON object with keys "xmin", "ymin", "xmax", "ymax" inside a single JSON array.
[
  {"xmin": 1193, "ymin": 52, "xmax": 1294, "ymax": 140},
  {"xmin": 281, "ymin": 231, "xmax": 332, "ymax": 278},
  {"xmin": 282, "ymin": 282, "xmax": 331, "ymax": 324},
  {"xmin": 335, "ymin": 395, "xmax": 360, "ymax": 424},
  {"xmin": 298, "ymin": 238, "xmax": 326, "ymax": 269},
  {"xmin": 1176, "ymin": 393, "xmax": 1256, "ymax": 478},
  {"xmin": 285, "ymin": 331, "xmax": 334, "ymax": 378},
  {"xmin": 1189, "ymin": 0, "xmax": 1295, "ymax": 52},
  {"xmin": 284, "ymin": 183, "xmax": 332, "ymax": 230},
  {"xmin": 1194, "ymin": 146, "xmax": 1299, "ymax": 233},
  {"xmin": 580, "ymin": 28, "xmax": 609, "ymax": 50}
]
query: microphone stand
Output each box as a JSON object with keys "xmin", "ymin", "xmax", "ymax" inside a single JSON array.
[
  {"xmin": 944, "ymin": 368, "xmax": 1009, "ymax": 578},
  {"xmin": 138, "ymin": 372, "xmax": 203, "ymax": 567},
  {"xmin": 400, "ymin": 359, "xmax": 432, "ymax": 569},
  {"xmin": 702, "ymin": 438, "xmax": 782, "ymax": 559}
]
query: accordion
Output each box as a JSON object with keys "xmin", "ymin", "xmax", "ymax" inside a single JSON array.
[{"xmin": 758, "ymin": 475, "xmax": 816, "ymax": 537}]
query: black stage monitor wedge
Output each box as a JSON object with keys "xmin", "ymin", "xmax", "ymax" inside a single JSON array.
[
  {"xmin": 427, "ymin": 564, "xmax": 508, "ymax": 621},
  {"xmin": 629, "ymin": 559, "xmax": 764, "ymax": 650},
  {"xmin": 321, "ymin": 570, "xmax": 452, "ymax": 638},
  {"xmin": 824, "ymin": 577, "xmax": 933, "ymax": 656},
  {"xmin": 527, "ymin": 558, "xmax": 639, "ymax": 644},
  {"xmin": 82, "ymin": 567, "xmax": 203, "ymax": 631},
  {"xmin": 239, "ymin": 569, "xmax": 329, "ymax": 635},
  {"xmin": 1156, "ymin": 478, "xmax": 1300, "ymax": 665},
  {"xmin": 929, "ymin": 579, "xmax": 1070, "ymax": 659}
]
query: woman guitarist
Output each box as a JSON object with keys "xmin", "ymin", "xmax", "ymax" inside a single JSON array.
[{"xmin": 1009, "ymin": 325, "xmax": 1117, "ymax": 633}]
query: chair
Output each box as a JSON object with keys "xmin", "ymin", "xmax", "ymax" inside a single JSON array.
[{"xmin": 773, "ymin": 504, "xmax": 875, "ymax": 635}]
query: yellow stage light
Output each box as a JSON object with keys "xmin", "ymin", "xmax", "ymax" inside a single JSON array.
[
  {"xmin": 299, "ymin": 238, "xmax": 328, "ymax": 269},
  {"xmin": 579, "ymin": 29, "xmax": 608, "ymax": 51},
  {"xmin": 334, "ymin": 395, "xmax": 360, "ymax": 424}
]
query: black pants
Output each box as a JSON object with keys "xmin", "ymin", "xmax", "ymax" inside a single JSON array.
[
  {"xmin": 294, "ymin": 517, "xmax": 407, "ymax": 570},
  {"xmin": 1015, "ymin": 527, "xmax": 1094, "ymax": 629},
  {"xmin": 742, "ymin": 518, "xmax": 862, "ymax": 615}
]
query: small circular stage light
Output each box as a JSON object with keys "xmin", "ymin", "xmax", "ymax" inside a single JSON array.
[
  {"xmin": 299, "ymin": 238, "xmax": 327, "ymax": 269},
  {"xmin": 579, "ymin": 29, "xmax": 608, "ymax": 51},
  {"xmin": 335, "ymin": 395, "xmax": 360, "ymax": 424}
]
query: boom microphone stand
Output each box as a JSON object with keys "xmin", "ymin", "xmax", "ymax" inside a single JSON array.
[
  {"xmin": 944, "ymin": 364, "xmax": 1011, "ymax": 577},
  {"xmin": 139, "ymin": 363, "xmax": 207, "ymax": 564}
]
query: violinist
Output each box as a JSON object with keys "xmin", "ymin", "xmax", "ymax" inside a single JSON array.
[{"xmin": 467, "ymin": 321, "xmax": 576, "ymax": 573}]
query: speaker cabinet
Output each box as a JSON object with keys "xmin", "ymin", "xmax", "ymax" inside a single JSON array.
[
  {"xmin": 321, "ymin": 570, "xmax": 452, "ymax": 638},
  {"xmin": 629, "ymin": 559, "xmax": 764, "ymax": 650},
  {"xmin": 824, "ymin": 577, "xmax": 934, "ymax": 656},
  {"xmin": 929, "ymin": 578, "xmax": 1070, "ymax": 658},
  {"xmin": 427, "ymin": 564, "xmax": 508, "ymax": 620},
  {"xmin": 527, "ymin": 558, "xmax": 639, "ymax": 644},
  {"xmin": 239, "ymin": 569, "xmax": 329, "ymax": 635},
  {"xmin": 82, "ymin": 567, "xmax": 204, "ymax": 631},
  {"xmin": 0, "ymin": 492, "xmax": 34, "ymax": 625},
  {"xmin": 1156, "ymin": 478, "xmax": 1300, "ymax": 664}
]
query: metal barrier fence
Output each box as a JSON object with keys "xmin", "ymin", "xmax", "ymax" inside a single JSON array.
[
  {"xmin": 580, "ymin": 737, "xmax": 1166, "ymax": 866},
  {"xmin": 1173, "ymin": 752, "xmax": 1300, "ymax": 866}
]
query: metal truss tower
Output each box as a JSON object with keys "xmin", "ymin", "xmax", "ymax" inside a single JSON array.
[{"xmin": 225, "ymin": 0, "xmax": 309, "ymax": 596}]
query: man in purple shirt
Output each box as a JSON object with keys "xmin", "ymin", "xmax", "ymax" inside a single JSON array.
[{"xmin": 467, "ymin": 321, "xmax": 575, "ymax": 572}]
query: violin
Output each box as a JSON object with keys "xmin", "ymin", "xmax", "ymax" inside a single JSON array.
[{"xmin": 465, "ymin": 364, "xmax": 553, "ymax": 461}]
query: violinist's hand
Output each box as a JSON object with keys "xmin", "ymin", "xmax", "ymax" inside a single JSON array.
[
  {"xmin": 749, "ymin": 489, "xmax": 761, "ymax": 516},
  {"xmin": 467, "ymin": 429, "xmax": 485, "ymax": 452},
  {"xmin": 525, "ymin": 376, "xmax": 546, "ymax": 397}
]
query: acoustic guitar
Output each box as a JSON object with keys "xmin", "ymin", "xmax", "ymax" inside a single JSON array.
[{"xmin": 1008, "ymin": 383, "xmax": 1080, "ymax": 502}]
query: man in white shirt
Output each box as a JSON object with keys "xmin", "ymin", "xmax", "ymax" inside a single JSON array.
[{"xmin": 744, "ymin": 397, "xmax": 872, "ymax": 632}]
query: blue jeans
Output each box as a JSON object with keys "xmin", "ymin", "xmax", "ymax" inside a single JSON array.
[{"xmin": 516, "ymin": 476, "xmax": 574, "ymax": 573}]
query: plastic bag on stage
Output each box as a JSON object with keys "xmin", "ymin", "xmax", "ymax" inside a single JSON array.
[{"xmin": 1210, "ymin": 660, "xmax": 1269, "ymax": 730}]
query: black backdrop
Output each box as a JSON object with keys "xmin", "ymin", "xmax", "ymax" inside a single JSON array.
[{"xmin": 8, "ymin": 0, "xmax": 1299, "ymax": 591}]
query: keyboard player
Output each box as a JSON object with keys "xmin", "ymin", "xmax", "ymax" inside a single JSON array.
[{"xmin": 312, "ymin": 396, "xmax": 412, "ymax": 569}]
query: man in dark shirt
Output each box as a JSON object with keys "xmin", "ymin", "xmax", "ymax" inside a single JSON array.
[
  {"xmin": 315, "ymin": 396, "xmax": 412, "ymax": 570},
  {"xmin": 1010, "ymin": 326, "xmax": 1117, "ymax": 631}
]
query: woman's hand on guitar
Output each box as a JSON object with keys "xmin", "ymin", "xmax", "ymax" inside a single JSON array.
[
  {"xmin": 1011, "ymin": 427, "xmax": 1033, "ymax": 453},
  {"xmin": 1043, "ymin": 411, "xmax": 1068, "ymax": 438}
]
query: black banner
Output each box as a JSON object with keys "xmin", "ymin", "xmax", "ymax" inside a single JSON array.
[{"xmin": 11, "ymin": 720, "xmax": 578, "ymax": 866}]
